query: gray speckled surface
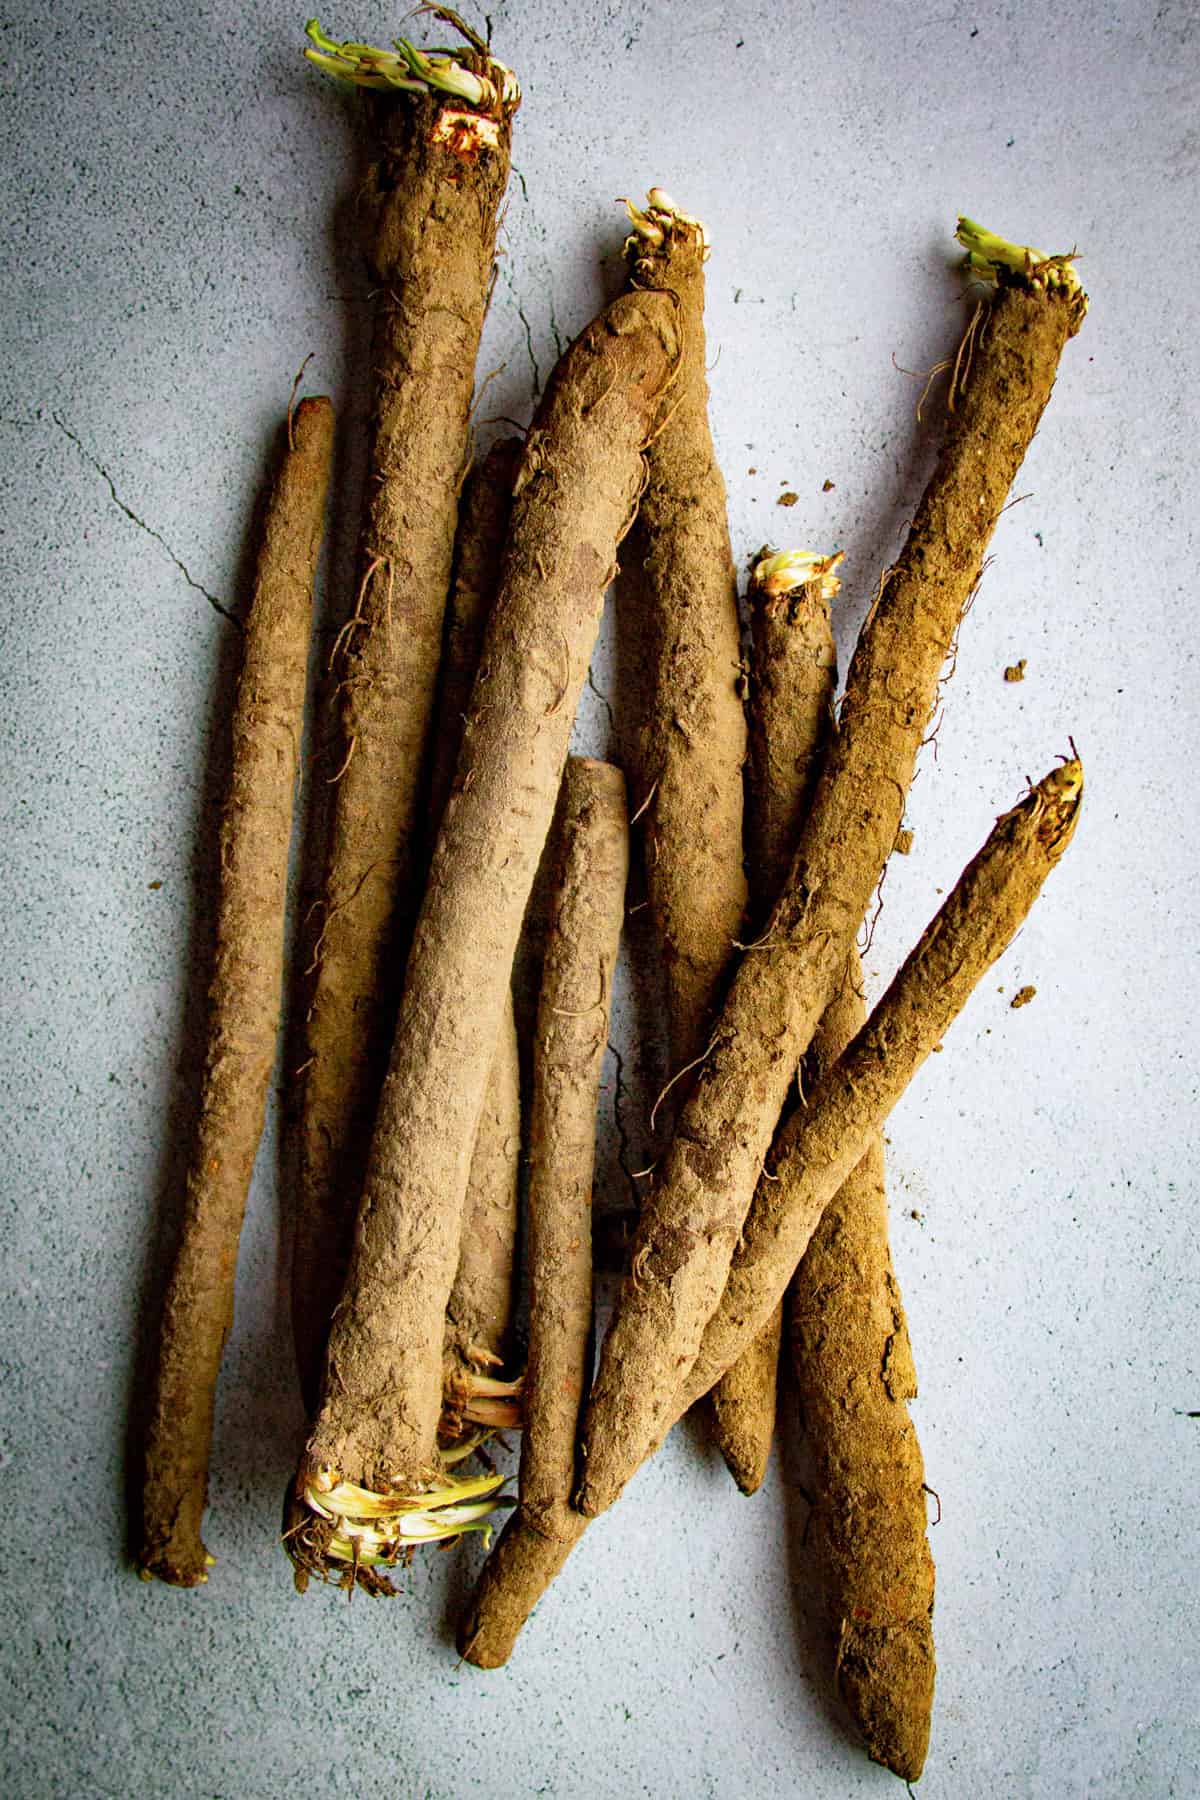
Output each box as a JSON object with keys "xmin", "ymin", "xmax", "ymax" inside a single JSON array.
[{"xmin": 2, "ymin": 1, "xmax": 1198, "ymax": 1794}]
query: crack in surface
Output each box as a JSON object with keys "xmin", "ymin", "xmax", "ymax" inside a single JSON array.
[
  {"xmin": 606, "ymin": 1037, "xmax": 641, "ymax": 1210},
  {"xmin": 50, "ymin": 411, "xmax": 239, "ymax": 627},
  {"xmin": 586, "ymin": 665, "xmax": 615, "ymax": 734}
]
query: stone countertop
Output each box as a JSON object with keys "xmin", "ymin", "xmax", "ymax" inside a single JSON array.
[{"xmin": 1, "ymin": 1, "xmax": 1196, "ymax": 1794}]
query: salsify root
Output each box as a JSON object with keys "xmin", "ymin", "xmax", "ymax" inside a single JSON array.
[
  {"xmin": 746, "ymin": 558, "xmax": 936, "ymax": 1780},
  {"xmin": 458, "ymin": 757, "xmax": 1083, "ymax": 1659},
  {"xmin": 709, "ymin": 548, "xmax": 842, "ymax": 1495},
  {"xmin": 667, "ymin": 760, "xmax": 1085, "ymax": 1420},
  {"xmin": 521, "ymin": 759, "xmax": 628, "ymax": 1532},
  {"xmin": 291, "ymin": 17, "xmax": 520, "ymax": 1410},
  {"xmin": 430, "ymin": 440, "xmax": 525, "ymax": 1433},
  {"xmin": 577, "ymin": 218, "xmax": 1088, "ymax": 1520},
  {"xmin": 286, "ymin": 287, "xmax": 680, "ymax": 1592},
  {"xmin": 618, "ymin": 189, "xmax": 747, "ymax": 1075},
  {"xmin": 461, "ymin": 760, "xmax": 627, "ymax": 1660},
  {"xmin": 139, "ymin": 394, "xmax": 334, "ymax": 1587}
]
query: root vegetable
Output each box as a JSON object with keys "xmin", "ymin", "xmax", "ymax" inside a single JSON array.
[
  {"xmin": 521, "ymin": 758, "xmax": 627, "ymax": 1531},
  {"xmin": 287, "ymin": 288, "xmax": 681, "ymax": 1588},
  {"xmin": 619, "ymin": 190, "xmax": 747, "ymax": 1071},
  {"xmin": 710, "ymin": 548, "xmax": 842, "ymax": 1495},
  {"xmin": 668, "ymin": 760, "xmax": 1084, "ymax": 1420},
  {"xmin": 290, "ymin": 19, "xmax": 519, "ymax": 1410},
  {"xmin": 577, "ymin": 222, "xmax": 1088, "ymax": 1519},
  {"xmin": 746, "ymin": 559, "xmax": 937, "ymax": 1779},
  {"xmin": 430, "ymin": 440, "xmax": 525, "ymax": 1425},
  {"xmin": 461, "ymin": 761, "xmax": 627, "ymax": 1667},
  {"xmin": 460, "ymin": 757, "xmax": 1083, "ymax": 1658},
  {"xmin": 139, "ymin": 395, "xmax": 334, "ymax": 1587},
  {"xmin": 789, "ymin": 981, "xmax": 934, "ymax": 1782}
]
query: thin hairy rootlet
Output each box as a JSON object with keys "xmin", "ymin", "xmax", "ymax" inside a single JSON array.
[
  {"xmin": 459, "ymin": 760, "xmax": 628, "ymax": 1667},
  {"xmin": 288, "ymin": 290, "xmax": 681, "ymax": 1584},
  {"xmin": 140, "ymin": 397, "xmax": 334, "ymax": 1586},
  {"xmin": 431, "ymin": 441, "xmax": 525, "ymax": 1435},
  {"xmin": 577, "ymin": 258, "xmax": 1088, "ymax": 1519},
  {"xmin": 456, "ymin": 761, "xmax": 1083, "ymax": 1656},
  {"xmin": 620, "ymin": 191, "xmax": 747, "ymax": 1071},
  {"xmin": 710, "ymin": 554, "xmax": 840, "ymax": 1494},
  {"xmin": 291, "ymin": 59, "xmax": 518, "ymax": 1410}
]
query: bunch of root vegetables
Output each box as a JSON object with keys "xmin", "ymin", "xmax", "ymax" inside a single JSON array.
[{"xmin": 137, "ymin": 12, "xmax": 1088, "ymax": 1784}]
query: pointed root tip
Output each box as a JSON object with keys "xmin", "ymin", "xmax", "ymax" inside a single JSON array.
[{"xmin": 836, "ymin": 1616, "xmax": 935, "ymax": 1784}]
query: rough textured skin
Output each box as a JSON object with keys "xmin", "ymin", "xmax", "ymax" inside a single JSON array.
[
  {"xmin": 668, "ymin": 761, "xmax": 1084, "ymax": 1422},
  {"xmin": 295, "ymin": 291, "xmax": 680, "ymax": 1512},
  {"xmin": 522, "ymin": 759, "xmax": 627, "ymax": 1530},
  {"xmin": 431, "ymin": 441, "xmax": 525, "ymax": 1389},
  {"xmin": 744, "ymin": 575, "xmax": 838, "ymax": 915},
  {"xmin": 140, "ymin": 399, "xmax": 334, "ymax": 1586},
  {"xmin": 578, "ymin": 276, "xmax": 1086, "ymax": 1519},
  {"xmin": 747, "ymin": 568, "xmax": 936, "ymax": 1772},
  {"xmin": 623, "ymin": 221, "xmax": 747, "ymax": 1070},
  {"xmin": 793, "ymin": 968, "xmax": 934, "ymax": 1782},
  {"xmin": 291, "ymin": 86, "xmax": 515, "ymax": 1410},
  {"xmin": 456, "ymin": 763, "xmax": 1082, "ymax": 1656},
  {"xmin": 710, "ymin": 573, "xmax": 838, "ymax": 1494},
  {"xmin": 459, "ymin": 1511, "xmax": 580, "ymax": 1668},
  {"xmin": 463, "ymin": 762, "xmax": 627, "ymax": 1663},
  {"xmin": 708, "ymin": 1308, "xmax": 783, "ymax": 1494}
]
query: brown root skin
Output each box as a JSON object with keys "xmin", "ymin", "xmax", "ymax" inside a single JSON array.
[
  {"xmin": 707, "ymin": 562, "xmax": 839, "ymax": 1493},
  {"xmin": 459, "ymin": 1509, "xmax": 582, "ymax": 1667},
  {"xmin": 442, "ymin": 990, "xmax": 521, "ymax": 1380},
  {"xmin": 837, "ymin": 1617, "xmax": 935, "ymax": 1785},
  {"xmin": 622, "ymin": 196, "xmax": 747, "ymax": 1072},
  {"xmin": 743, "ymin": 565, "xmax": 838, "ymax": 928},
  {"xmin": 707, "ymin": 1306, "xmax": 781, "ymax": 1494},
  {"xmin": 291, "ymin": 87, "xmax": 513, "ymax": 1415},
  {"xmin": 669, "ymin": 759, "xmax": 1084, "ymax": 1426},
  {"xmin": 745, "ymin": 552, "xmax": 936, "ymax": 1773},
  {"xmin": 140, "ymin": 398, "xmax": 334, "ymax": 1587},
  {"xmin": 293, "ymin": 290, "xmax": 680, "ymax": 1531},
  {"xmin": 433, "ymin": 442, "xmax": 525, "ymax": 1408},
  {"xmin": 577, "ymin": 270, "xmax": 1086, "ymax": 1522},
  {"xmin": 791, "ymin": 962, "xmax": 935, "ymax": 1781},
  {"xmin": 521, "ymin": 759, "xmax": 627, "ymax": 1531},
  {"xmin": 458, "ymin": 760, "xmax": 1082, "ymax": 1659}
]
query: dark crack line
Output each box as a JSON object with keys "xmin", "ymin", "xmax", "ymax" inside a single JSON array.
[
  {"xmin": 50, "ymin": 411, "xmax": 239, "ymax": 627},
  {"xmin": 516, "ymin": 302, "xmax": 541, "ymax": 402},
  {"xmin": 606, "ymin": 1037, "xmax": 642, "ymax": 1210},
  {"xmin": 510, "ymin": 162, "xmax": 530, "ymax": 206},
  {"xmin": 547, "ymin": 297, "xmax": 565, "ymax": 363},
  {"xmin": 586, "ymin": 665, "xmax": 615, "ymax": 734}
]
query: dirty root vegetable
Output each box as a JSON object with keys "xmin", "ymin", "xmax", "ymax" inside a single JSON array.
[
  {"xmin": 286, "ymin": 287, "xmax": 680, "ymax": 1591},
  {"xmin": 709, "ymin": 549, "xmax": 842, "ymax": 1495},
  {"xmin": 140, "ymin": 395, "xmax": 334, "ymax": 1587},
  {"xmin": 291, "ymin": 18, "xmax": 519, "ymax": 1410},
  {"xmin": 746, "ymin": 556, "xmax": 936, "ymax": 1780},
  {"xmin": 460, "ymin": 760, "xmax": 628, "ymax": 1663},
  {"xmin": 458, "ymin": 757, "xmax": 1082, "ymax": 1659},
  {"xmin": 619, "ymin": 189, "xmax": 747, "ymax": 1072},
  {"xmin": 577, "ymin": 221, "xmax": 1087, "ymax": 1519},
  {"xmin": 430, "ymin": 440, "xmax": 525, "ymax": 1438}
]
